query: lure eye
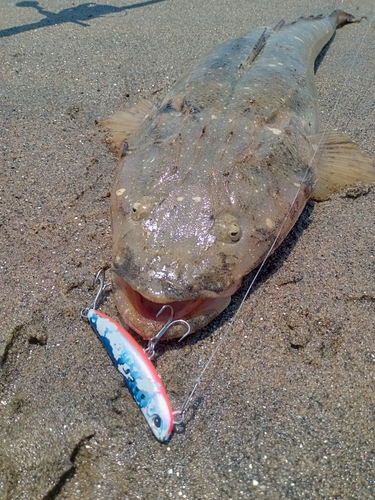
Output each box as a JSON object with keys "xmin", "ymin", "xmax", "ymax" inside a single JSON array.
[
  {"xmin": 214, "ymin": 214, "xmax": 242, "ymax": 243},
  {"xmin": 151, "ymin": 414, "xmax": 162, "ymax": 428}
]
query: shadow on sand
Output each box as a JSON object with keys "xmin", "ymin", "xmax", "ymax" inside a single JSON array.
[{"xmin": 0, "ymin": 0, "xmax": 167, "ymax": 37}]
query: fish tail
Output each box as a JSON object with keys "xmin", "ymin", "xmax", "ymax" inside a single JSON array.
[{"xmin": 331, "ymin": 10, "xmax": 361, "ymax": 28}]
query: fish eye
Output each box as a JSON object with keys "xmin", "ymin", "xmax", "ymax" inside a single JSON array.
[
  {"xmin": 214, "ymin": 214, "xmax": 242, "ymax": 243},
  {"xmin": 131, "ymin": 196, "xmax": 155, "ymax": 221},
  {"xmin": 132, "ymin": 201, "xmax": 142, "ymax": 218},
  {"xmin": 229, "ymin": 222, "xmax": 241, "ymax": 242},
  {"xmin": 151, "ymin": 414, "xmax": 162, "ymax": 428}
]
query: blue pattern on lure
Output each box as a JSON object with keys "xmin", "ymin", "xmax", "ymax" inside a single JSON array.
[
  {"xmin": 88, "ymin": 310, "xmax": 155, "ymax": 409},
  {"xmin": 81, "ymin": 270, "xmax": 191, "ymax": 442}
]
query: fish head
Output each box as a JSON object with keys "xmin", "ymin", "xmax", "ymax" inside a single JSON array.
[
  {"xmin": 111, "ymin": 116, "xmax": 313, "ymax": 340},
  {"xmin": 112, "ymin": 176, "xmax": 243, "ymax": 339}
]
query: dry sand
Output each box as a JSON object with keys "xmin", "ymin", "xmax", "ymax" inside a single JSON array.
[{"xmin": 1, "ymin": 0, "xmax": 375, "ymax": 498}]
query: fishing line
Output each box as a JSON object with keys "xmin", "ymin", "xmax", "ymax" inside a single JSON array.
[{"xmin": 178, "ymin": 11, "xmax": 375, "ymax": 420}]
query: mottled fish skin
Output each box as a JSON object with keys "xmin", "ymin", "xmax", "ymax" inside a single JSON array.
[{"xmin": 105, "ymin": 11, "xmax": 370, "ymax": 339}]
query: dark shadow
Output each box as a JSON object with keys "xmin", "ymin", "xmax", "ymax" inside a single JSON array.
[
  {"xmin": 172, "ymin": 396, "xmax": 205, "ymax": 435},
  {"xmin": 314, "ymin": 33, "xmax": 335, "ymax": 73},
  {"xmin": 0, "ymin": 0, "xmax": 167, "ymax": 38}
]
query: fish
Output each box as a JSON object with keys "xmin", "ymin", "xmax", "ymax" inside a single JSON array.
[
  {"xmin": 86, "ymin": 307, "xmax": 174, "ymax": 442},
  {"xmin": 101, "ymin": 10, "xmax": 375, "ymax": 340}
]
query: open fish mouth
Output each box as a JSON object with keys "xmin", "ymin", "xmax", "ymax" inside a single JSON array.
[{"xmin": 112, "ymin": 272, "xmax": 240, "ymax": 340}]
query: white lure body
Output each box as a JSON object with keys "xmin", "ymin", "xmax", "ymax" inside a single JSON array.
[{"xmin": 87, "ymin": 309, "xmax": 174, "ymax": 442}]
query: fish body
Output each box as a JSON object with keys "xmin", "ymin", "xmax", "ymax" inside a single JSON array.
[
  {"xmin": 87, "ymin": 308, "xmax": 174, "ymax": 441},
  {"xmin": 102, "ymin": 11, "xmax": 375, "ymax": 339}
]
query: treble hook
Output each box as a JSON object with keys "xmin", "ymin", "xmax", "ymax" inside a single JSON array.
[
  {"xmin": 80, "ymin": 269, "xmax": 109, "ymax": 319},
  {"xmin": 144, "ymin": 305, "xmax": 191, "ymax": 360}
]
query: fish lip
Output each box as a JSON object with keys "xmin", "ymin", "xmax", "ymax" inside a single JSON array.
[
  {"xmin": 112, "ymin": 272, "xmax": 240, "ymax": 339},
  {"xmin": 124, "ymin": 281, "xmax": 210, "ymax": 321},
  {"xmin": 112, "ymin": 262, "xmax": 232, "ymax": 302}
]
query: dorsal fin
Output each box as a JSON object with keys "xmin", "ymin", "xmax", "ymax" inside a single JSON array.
[
  {"xmin": 238, "ymin": 28, "xmax": 270, "ymax": 75},
  {"xmin": 272, "ymin": 19, "xmax": 285, "ymax": 32},
  {"xmin": 310, "ymin": 131, "xmax": 375, "ymax": 200},
  {"xmin": 99, "ymin": 99, "xmax": 155, "ymax": 152}
]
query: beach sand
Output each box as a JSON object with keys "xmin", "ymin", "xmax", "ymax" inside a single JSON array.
[{"xmin": 1, "ymin": 0, "xmax": 375, "ymax": 498}]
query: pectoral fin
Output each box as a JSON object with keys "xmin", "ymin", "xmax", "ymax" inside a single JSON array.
[
  {"xmin": 310, "ymin": 131, "xmax": 375, "ymax": 201},
  {"xmin": 99, "ymin": 99, "xmax": 155, "ymax": 152}
]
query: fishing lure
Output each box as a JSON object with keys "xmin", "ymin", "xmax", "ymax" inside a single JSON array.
[{"xmin": 81, "ymin": 270, "xmax": 190, "ymax": 442}]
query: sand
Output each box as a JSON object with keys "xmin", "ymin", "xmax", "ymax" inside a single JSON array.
[{"xmin": 1, "ymin": 0, "xmax": 375, "ymax": 498}]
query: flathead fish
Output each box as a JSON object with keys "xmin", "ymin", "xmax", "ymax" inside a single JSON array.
[{"xmin": 101, "ymin": 10, "xmax": 375, "ymax": 339}]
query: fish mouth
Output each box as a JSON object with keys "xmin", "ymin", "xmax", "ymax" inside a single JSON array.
[{"xmin": 112, "ymin": 272, "xmax": 240, "ymax": 340}]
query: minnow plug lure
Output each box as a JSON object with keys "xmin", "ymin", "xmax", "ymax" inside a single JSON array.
[{"xmin": 81, "ymin": 270, "xmax": 190, "ymax": 442}]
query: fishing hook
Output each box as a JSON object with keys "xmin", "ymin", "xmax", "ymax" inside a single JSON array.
[
  {"xmin": 144, "ymin": 305, "xmax": 191, "ymax": 360},
  {"xmin": 80, "ymin": 269, "xmax": 109, "ymax": 319}
]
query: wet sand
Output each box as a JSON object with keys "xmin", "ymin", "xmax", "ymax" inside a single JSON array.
[{"xmin": 1, "ymin": 0, "xmax": 375, "ymax": 498}]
